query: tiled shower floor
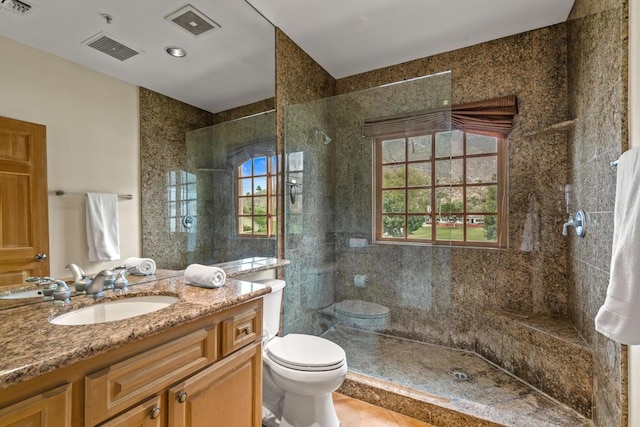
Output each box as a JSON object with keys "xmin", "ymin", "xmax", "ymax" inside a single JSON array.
[{"xmin": 322, "ymin": 325, "xmax": 591, "ymax": 427}]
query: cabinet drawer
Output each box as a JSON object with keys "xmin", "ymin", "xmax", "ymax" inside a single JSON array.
[
  {"xmin": 98, "ymin": 395, "xmax": 162, "ymax": 427},
  {"xmin": 86, "ymin": 327, "xmax": 216, "ymax": 425},
  {"xmin": 222, "ymin": 308, "xmax": 261, "ymax": 357}
]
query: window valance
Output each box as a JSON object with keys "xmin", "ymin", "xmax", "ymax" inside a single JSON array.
[
  {"xmin": 363, "ymin": 95, "xmax": 518, "ymax": 138},
  {"xmin": 226, "ymin": 140, "xmax": 276, "ymax": 168}
]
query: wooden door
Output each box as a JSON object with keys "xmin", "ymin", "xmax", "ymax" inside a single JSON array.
[
  {"xmin": 0, "ymin": 383, "xmax": 71, "ymax": 427},
  {"xmin": 0, "ymin": 116, "xmax": 49, "ymax": 287},
  {"xmin": 168, "ymin": 342, "xmax": 262, "ymax": 427}
]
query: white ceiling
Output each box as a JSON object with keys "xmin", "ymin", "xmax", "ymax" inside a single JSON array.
[
  {"xmin": 248, "ymin": 0, "xmax": 576, "ymax": 79},
  {"xmin": 0, "ymin": 0, "xmax": 575, "ymax": 114},
  {"xmin": 0, "ymin": 0, "xmax": 275, "ymax": 113}
]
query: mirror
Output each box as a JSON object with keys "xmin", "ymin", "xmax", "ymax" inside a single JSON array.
[
  {"xmin": 0, "ymin": 0, "xmax": 275, "ymax": 309},
  {"xmin": 185, "ymin": 110, "xmax": 277, "ymax": 266}
]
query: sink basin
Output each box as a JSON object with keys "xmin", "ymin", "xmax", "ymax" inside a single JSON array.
[
  {"xmin": 0, "ymin": 289, "xmax": 45, "ymax": 299},
  {"xmin": 50, "ymin": 295, "xmax": 179, "ymax": 325}
]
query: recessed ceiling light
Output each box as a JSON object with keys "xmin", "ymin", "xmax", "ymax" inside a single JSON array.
[{"xmin": 165, "ymin": 46, "xmax": 186, "ymax": 58}]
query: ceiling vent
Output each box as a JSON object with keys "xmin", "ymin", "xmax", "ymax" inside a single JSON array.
[
  {"xmin": 1, "ymin": 0, "xmax": 35, "ymax": 16},
  {"xmin": 82, "ymin": 32, "xmax": 142, "ymax": 62},
  {"xmin": 165, "ymin": 4, "xmax": 219, "ymax": 37}
]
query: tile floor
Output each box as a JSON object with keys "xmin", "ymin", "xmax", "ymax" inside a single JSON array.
[{"xmin": 322, "ymin": 325, "xmax": 591, "ymax": 427}]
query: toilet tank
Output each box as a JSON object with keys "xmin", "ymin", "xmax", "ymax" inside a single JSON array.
[{"xmin": 253, "ymin": 279, "xmax": 286, "ymax": 340}]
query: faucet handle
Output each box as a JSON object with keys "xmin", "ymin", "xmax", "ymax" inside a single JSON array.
[
  {"xmin": 26, "ymin": 277, "xmax": 56, "ymax": 286},
  {"xmin": 52, "ymin": 280, "xmax": 71, "ymax": 305}
]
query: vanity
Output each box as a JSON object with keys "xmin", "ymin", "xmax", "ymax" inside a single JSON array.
[{"xmin": 0, "ymin": 257, "xmax": 288, "ymax": 426}]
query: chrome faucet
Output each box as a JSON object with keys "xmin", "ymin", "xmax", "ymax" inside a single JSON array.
[
  {"xmin": 65, "ymin": 263, "xmax": 90, "ymax": 293},
  {"xmin": 85, "ymin": 269, "xmax": 114, "ymax": 299},
  {"xmin": 113, "ymin": 269, "xmax": 129, "ymax": 293},
  {"xmin": 562, "ymin": 209, "xmax": 586, "ymax": 237},
  {"xmin": 26, "ymin": 277, "xmax": 71, "ymax": 303}
]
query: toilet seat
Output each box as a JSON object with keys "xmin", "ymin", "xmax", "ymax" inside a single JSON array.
[{"xmin": 266, "ymin": 334, "xmax": 346, "ymax": 372}]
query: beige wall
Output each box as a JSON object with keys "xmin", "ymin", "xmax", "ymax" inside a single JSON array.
[
  {"xmin": 0, "ymin": 36, "xmax": 141, "ymax": 278},
  {"xmin": 629, "ymin": 0, "xmax": 639, "ymax": 424}
]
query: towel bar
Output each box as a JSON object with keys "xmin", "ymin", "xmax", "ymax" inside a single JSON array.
[{"xmin": 53, "ymin": 190, "xmax": 133, "ymax": 200}]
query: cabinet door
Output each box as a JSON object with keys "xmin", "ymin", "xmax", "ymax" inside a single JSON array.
[
  {"xmin": 168, "ymin": 342, "xmax": 262, "ymax": 427},
  {"xmin": 86, "ymin": 327, "xmax": 217, "ymax": 425},
  {"xmin": 0, "ymin": 384, "xmax": 71, "ymax": 427},
  {"xmin": 99, "ymin": 396, "xmax": 162, "ymax": 427}
]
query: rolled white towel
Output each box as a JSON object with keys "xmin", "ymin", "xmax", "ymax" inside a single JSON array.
[
  {"xmin": 184, "ymin": 264, "xmax": 227, "ymax": 288},
  {"xmin": 124, "ymin": 257, "xmax": 157, "ymax": 276}
]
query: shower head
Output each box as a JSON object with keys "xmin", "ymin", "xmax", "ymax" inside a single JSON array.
[{"xmin": 314, "ymin": 128, "xmax": 332, "ymax": 145}]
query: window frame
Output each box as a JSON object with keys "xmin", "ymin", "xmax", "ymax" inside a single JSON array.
[
  {"xmin": 166, "ymin": 170, "xmax": 197, "ymax": 233},
  {"xmin": 236, "ymin": 154, "xmax": 278, "ymax": 238},
  {"xmin": 373, "ymin": 129, "xmax": 508, "ymax": 248}
]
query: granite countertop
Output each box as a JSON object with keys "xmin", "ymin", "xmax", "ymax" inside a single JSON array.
[{"xmin": 0, "ymin": 257, "xmax": 289, "ymax": 389}]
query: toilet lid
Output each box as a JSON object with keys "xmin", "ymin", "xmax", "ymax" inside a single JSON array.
[
  {"xmin": 266, "ymin": 334, "xmax": 346, "ymax": 372},
  {"xmin": 334, "ymin": 299, "xmax": 390, "ymax": 319}
]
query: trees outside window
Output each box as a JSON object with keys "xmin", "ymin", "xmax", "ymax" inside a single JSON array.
[
  {"xmin": 237, "ymin": 155, "xmax": 277, "ymax": 237},
  {"xmin": 375, "ymin": 130, "xmax": 506, "ymax": 247}
]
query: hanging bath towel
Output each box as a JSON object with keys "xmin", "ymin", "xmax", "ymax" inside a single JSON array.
[
  {"xmin": 595, "ymin": 148, "xmax": 640, "ymax": 344},
  {"xmin": 86, "ymin": 193, "xmax": 121, "ymax": 261}
]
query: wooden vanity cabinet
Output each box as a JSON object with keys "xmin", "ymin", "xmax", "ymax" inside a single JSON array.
[{"xmin": 0, "ymin": 299, "xmax": 263, "ymax": 427}]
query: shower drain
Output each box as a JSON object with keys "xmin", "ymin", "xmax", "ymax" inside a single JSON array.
[{"xmin": 451, "ymin": 370, "xmax": 471, "ymax": 381}]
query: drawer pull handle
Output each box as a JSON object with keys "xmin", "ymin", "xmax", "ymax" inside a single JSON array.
[
  {"xmin": 240, "ymin": 326, "xmax": 252, "ymax": 335},
  {"xmin": 150, "ymin": 406, "xmax": 161, "ymax": 419},
  {"xmin": 177, "ymin": 391, "xmax": 188, "ymax": 403}
]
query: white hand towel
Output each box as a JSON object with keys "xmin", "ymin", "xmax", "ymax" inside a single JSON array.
[
  {"xmin": 124, "ymin": 257, "xmax": 157, "ymax": 275},
  {"xmin": 184, "ymin": 264, "xmax": 227, "ymax": 288},
  {"xmin": 595, "ymin": 148, "xmax": 640, "ymax": 344},
  {"xmin": 86, "ymin": 193, "xmax": 120, "ymax": 262}
]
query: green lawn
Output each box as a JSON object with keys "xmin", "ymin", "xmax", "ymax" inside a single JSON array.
[{"xmin": 410, "ymin": 225, "xmax": 494, "ymax": 242}]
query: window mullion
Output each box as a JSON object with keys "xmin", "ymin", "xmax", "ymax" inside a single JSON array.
[
  {"xmin": 404, "ymin": 137, "xmax": 409, "ymax": 240},
  {"xmin": 462, "ymin": 132, "xmax": 467, "ymax": 243},
  {"xmin": 431, "ymin": 131, "xmax": 436, "ymax": 242}
]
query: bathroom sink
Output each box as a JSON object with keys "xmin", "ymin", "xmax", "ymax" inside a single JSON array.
[
  {"xmin": 50, "ymin": 295, "xmax": 179, "ymax": 325},
  {"xmin": 0, "ymin": 289, "xmax": 45, "ymax": 299}
]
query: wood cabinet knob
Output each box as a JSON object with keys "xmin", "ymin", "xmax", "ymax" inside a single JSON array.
[
  {"xmin": 150, "ymin": 406, "xmax": 161, "ymax": 419},
  {"xmin": 177, "ymin": 391, "xmax": 188, "ymax": 403}
]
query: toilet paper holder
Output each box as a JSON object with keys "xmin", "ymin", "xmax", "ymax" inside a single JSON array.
[{"xmin": 353, "ymin": 275, "xmax": 368, "ymax": 287}]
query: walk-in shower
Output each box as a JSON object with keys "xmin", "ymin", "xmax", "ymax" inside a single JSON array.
[{"xmin": 283, "ymin": 73, "xmax": 590, "ymax": 426}]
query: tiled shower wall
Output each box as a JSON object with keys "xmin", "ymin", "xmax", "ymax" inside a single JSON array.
[
  {"xmin": 139, "ymin": 88, "xmax": 214, "ymax": 269},
  {"xmin": 334, "ymin": 25, "xmax": 570, "ymax": 347},
  {"xmin": 567, "ymin": 0, "xmax": 629, "ymax": 425},
  {"xmin": 276, "ymin": 30, "xmax": 338, "ymax": 335}
]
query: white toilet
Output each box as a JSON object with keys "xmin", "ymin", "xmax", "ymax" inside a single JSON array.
[{"xmin": 258, "ymin": 279, "xmax": 348, "ymax": 427}]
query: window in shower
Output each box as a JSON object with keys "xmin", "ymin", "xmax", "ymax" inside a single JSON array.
[
  {"xmin": 166, "ymin": 170, "xmax": 197, "ymax": 233},
  {"xmin": 236, "ymin": 154, "xmax": 277, "ymax": 237},
  {"xmin": 374, "ymin": 130, "xmax": 507, "ymax": 247}
]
